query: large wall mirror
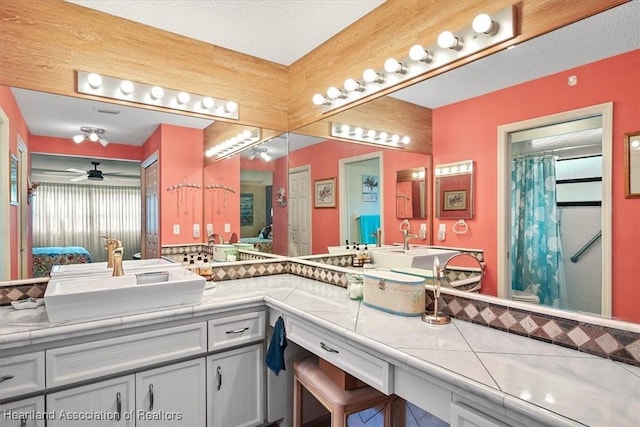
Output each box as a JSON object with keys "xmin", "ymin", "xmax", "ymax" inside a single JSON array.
[
  {"xmin": 625, "ymin": 130, "xmax": 640, "ymax": 198},
  {"xmin": 396, "ymin": 167, "xmax": 427, "ymax": 219}
]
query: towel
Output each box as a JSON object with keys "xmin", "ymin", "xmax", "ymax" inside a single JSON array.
[
  {"xmin": 359, "ymin": 215, "xmax": 380, "ymax": 244},
  {"xmin": 266, "ymin": 316, "xmax": 287, "ymax": 375}
]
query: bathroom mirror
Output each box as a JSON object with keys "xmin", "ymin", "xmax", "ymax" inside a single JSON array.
[
  {"xmin": 434, "ymin": 160, "xmax": 474, "ymax": 220},
  {"xmin": 396, "ymin": 167, "xmax": 427, "ymax": 219},
  {"xmin": 624, "ymin": 130, "xmax": 640, "ymax": 198}
]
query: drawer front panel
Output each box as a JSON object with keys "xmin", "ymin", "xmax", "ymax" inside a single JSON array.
[
  {"xmin": 286, "ymin": 317, "xmax": 391, "ymax": 394},
  {"xmin": 0, "ymin": 396, "xmax": 45, "ymax": 427},
  {"xmin": 208, "ymin": 311, "xmax": 265, "ymax": 352},
  {"xmin": 46, "ymin": 323, "xmax": 207, "ymax": 388},
  {"xmin": 0, "ymin": 352, "xmax": 45, "ymax": 400}
]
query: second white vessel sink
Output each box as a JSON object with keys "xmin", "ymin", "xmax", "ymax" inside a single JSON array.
[
  {"xmin": 44, "ymin": 267, "xmax": 205, "ymax": 323},
  {"xmin": 372, "ymin": 247, "xmax": 459, "ymax": 269},
  {"xmin": 50, "ymin": 258, "xmax": 181, "ymax": 278}
]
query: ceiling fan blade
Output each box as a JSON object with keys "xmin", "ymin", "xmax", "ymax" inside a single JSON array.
[
  {"xmin": 65, "ymin": 168, "xmax": 87, "ymax": 174},
  {"xmin": 98, "ymin": 138, "xmax": 109, "ymax": 147},
  {"xmin": 69, "ymin": 175, "xmax": 88, "ymax": 182}
]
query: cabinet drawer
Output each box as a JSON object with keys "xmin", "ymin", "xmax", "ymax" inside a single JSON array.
[
  {"xmin": 208, "ymin": 311, "xmax": 265, "ymax": 352},
  {"xmin": 0, "ymin": 396, "xmax": 45, "ymax": 427},
  {"xmin": 286, "ymin": 317, "xmax": 392, "ymax": 394},
  {"xmin": 0, "ymin": 352, "xmax": 45, "ymax": 400},
  {"xmin": 46, "ymin": 322, "xmax": 207, "ymax": 388}
]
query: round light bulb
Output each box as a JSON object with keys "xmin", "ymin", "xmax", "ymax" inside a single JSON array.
[
  {"xmin": 241, "ymin": 130, "xmax": 252, "ymax": 139},
  {"xmin": 366, "ymin": 130, "xmax": 376, "ymax": 139},
  {"xmin": 437, "ymin": 31, "xmax": 461, "ymax": 50},
  {"xmin": 177, "ymin": 91, "xmax": 190, "ymax": 104},
  {"xmin": 312, "ymin": 93, "xmax": 327, "ymax": 106},
  {"xmin": 326, "ymin": 86, "xmax": 343, "ymax": 100},
  {"xmin": 384, "ymin": 58, "xmax": 405, "ymax": 74},
  {"xmin": 73, "ymin": 134, "xmax": 85, "ymax": 143},
  {"xmin": 401, "ymin": 136, "xmax": 411, "ymax": 144},
  {"xmin": 631, "ymin": 139, "xmax": 640, "ymax": 149},
  {"xmin": 340, "ymin": 124, "xmax": 350, "ymax": 134},
  {"xmin": 363, "ymin": 68, "xmax": 383, "ymax": 83},
  {"xmin": 87, "ymin": 73, "xmax": 102, "ymax": 89},
  {"xmin": 353, "ymin": 127, "xmax": 364, "ymax": 137},
  {"xmin": 120, "ymin": 80, "xmax": 134, "ymax": 95},
  {"xmin": 344, "ymin": 78, "xmax": 362, "ymax": 92},
  {"xmin": 390, "ymin": 134, "xmax": 400, "ymax": 144},
  {"xmin": 225, "ymin": 101, "xmax": 238, "ymax": 113},
  {"xmin": 202, "ymin": 97, "xmax": 214, "ymax": 109},
  {"xmin": 409, "ymin": 44, "xmax": 432, "ymax": 63},
  {"xmin": 473, "ymin": 13, "xmax": 498, "ymax": 35},
  {"xmin": 378, "ymin": 132, "xmax": 388, "ymax": 141},
  {"xmin": 150, "ymin": 86, "xmax": 164, "ymax": 100}
]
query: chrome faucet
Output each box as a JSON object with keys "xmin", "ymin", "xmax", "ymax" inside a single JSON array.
[
  {"xmin": 370, "ymin": 228, "xmax": 382, "ymax": 247},
  {"xmin": 402, "ymin": 229, "xmax": 417, "ymax": 251},
  {"xmin": 112, "ymin": 240, "xmax": 124, "ymax": 276}
]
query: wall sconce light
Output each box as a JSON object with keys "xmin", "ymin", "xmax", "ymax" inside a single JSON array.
[
  {"xmin": 331, "ymin": 122, "xmax": 410, "ymax": 148},
  {"xmin": 435, "ymin": 160, "xmax": 473, "ymax": 176},
  {"xmin": 77, "ymin": 71, "xmax": 239, "ymax": 120},
  {"xmin": 205, "ymin": 128, "xmax": 262, "ymax": 160},
  {"xmin": 312, "ymin": 5, "xmax": 515, "ymax": 113},
  {"xmin": 73, "ymin": 126, "xmax": 109, "ymax": 147}
]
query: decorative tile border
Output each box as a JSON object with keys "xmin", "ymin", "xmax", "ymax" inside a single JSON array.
[
  {"xmin": 209, "ymin": 260, "xmax": 289, "ymax": 282},
  {"xmin": 0, "ymin": 282, "xmax": 47, "ymax": 304}
]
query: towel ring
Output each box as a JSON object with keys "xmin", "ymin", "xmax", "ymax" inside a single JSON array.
[{"xmin": 452, "ymin": 219, "xmax": 469, "ymax": 234}]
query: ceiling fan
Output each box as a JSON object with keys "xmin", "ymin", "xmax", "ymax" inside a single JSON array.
[{"xmin": 66, "ymin": 161, "xmax": 116, "ymax": 182}]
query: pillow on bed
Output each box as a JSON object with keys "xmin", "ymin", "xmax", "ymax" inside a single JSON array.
[{"xmin": 259, "ymin": 226, "xmax": 272, "ymax": 239}]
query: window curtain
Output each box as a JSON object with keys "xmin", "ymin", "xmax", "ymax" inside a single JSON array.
[
  {"xmin": 33, "ymin": 183, "xmax": 141, "ymax": 262},
  {"xmin": 511, "ymin": 154, "xmax": 568, "ymax": 308}
]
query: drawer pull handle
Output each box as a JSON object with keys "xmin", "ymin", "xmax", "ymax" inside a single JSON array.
[
  {"xmin": 216, "ymin": 366, "xmax": 222, "ymax": 390},
  {"xmin": 149, "ymin": 383, "xmax": 154, "ymax": 411},
  {"xmin": 320, "ymin": 342, "xmax": 339, "ymax": 353},
  {"xmin": 0, "ymin": 374, "xmax": 14, "ymax": 383},
  {"xmin": 116, "ymin": 391, "xmax": 122, "ymax": 421},
  {"xmin": 226, "ymin": 327, "xmax": 250, "ymax": 334},
  {"xmin": 378, "ymin": 279, "xmax": 386, "ymax": 290},
  {"xmin": 20, "ymin": 418, "xmax": 26, "ymax": 427}
]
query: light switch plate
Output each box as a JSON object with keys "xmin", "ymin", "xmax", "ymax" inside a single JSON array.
[
  {"xmin": 224, "ymin": 223, "xmax": 231, "ymax": 233},
  {"xmin": 173, "ymin": 224, "xmax": 180, "ymax": 235},
  {"xmin": 206, "ymin": 223, "xmax": 213, "ymax": 236},
  {"xmin": 193, "ymin": 223, "xmax": 200, "ymax": 239},
  {"xmin": 438, "ymin": 224, "xmax": 446, "ymax": 241}
]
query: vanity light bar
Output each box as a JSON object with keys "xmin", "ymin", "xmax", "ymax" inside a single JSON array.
[
  {"xmin": 435, "ymin": 160, "xmax": 474, "ymax": 177},
  {"xmin": 314, "ymin": 6, "xmax": 515, "ymax": 113},
  {"xmin": 77, "ymin": 71, "xmax": 239, "ymax": 120},
  {"xmin": 205, "ymin": 128, "xmax": 262, "ymax": 160},
  {"xmin": 330, "ymin": 122, "xmax": 410, "ymax": 148}
]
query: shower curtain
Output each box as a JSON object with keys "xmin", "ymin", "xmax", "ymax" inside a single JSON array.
[{"xmin": 511, "ymin": 154, "xmax": 568, "ymax": 308}]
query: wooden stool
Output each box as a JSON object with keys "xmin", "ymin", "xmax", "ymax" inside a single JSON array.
[{"xmin": 293, "ymin": 357, "xmax": 392, "ymax": 427}]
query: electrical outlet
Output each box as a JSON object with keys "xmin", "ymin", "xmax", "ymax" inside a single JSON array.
[
  {"xmin": 173, "ymin": 224, "xmax": 180, "ymax": 235},
  {"xmin": 206, "ymin": 223, "xmax": 213, "ymax": 236},
  {"xmin": 438, "ymin": 224, "xmax": 446, "ymax": 241},
  {"xmin": 224, "ymin": 223, "xmax": 231, "ymax": 233},
  {"xmin": 193, "ymin": 224, "xmax": 200, "ymax": 239},
  {"xmin": 419, "ymin": 223, "xmax": 427, "ymax": 240}
]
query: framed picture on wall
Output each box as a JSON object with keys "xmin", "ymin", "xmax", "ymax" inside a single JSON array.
[
  {"xmin": 362, "ymin": 175, "xmax": 379, "ymax": 202},
  {"xmin": 240, "ymin": 193, "xmax": 254, "ymax": 225},
  {"xmin": 314, "ymin": 177, "xmax": 336, "ymax": 208},
  {"xmin": 443, "ymin": 190, "xmax": 467, "ymax": 211}
]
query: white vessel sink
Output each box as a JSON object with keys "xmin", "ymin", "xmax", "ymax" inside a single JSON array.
[
  {"xmin": 44, "ymin": 267, "xmax": 205, "ymax": 323},
  {"xmin": 50, "ymin": 258, "xmax": 181, "ymax": 278},
  {"xmin": 372, "ymin": 247, "xmax": 460, "ymax": 269}
]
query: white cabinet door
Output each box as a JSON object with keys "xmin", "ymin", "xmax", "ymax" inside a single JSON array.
[
  {"xmin": 450, "ymin": 402, "xmax": 510, "ymax": 427},
  {"xmin": 207, "ymin": 343, "xmax": 264, "ymax": 427},
  {"xmin": 136, "ymin": 358, "xmax": 206, "ymax": 427},
  {"xmin": 47, "ymin": 376, "xmax": 135, "ymax": 427},
  {"xmin": 0, "ymin": 395, "xmax": 45, "ymax": 427}
]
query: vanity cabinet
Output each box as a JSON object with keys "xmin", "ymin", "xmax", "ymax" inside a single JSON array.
[
  {"xmin": 450, "ymin": 402, "xmax": 510, "ymax": 427},
  {"xmin": 0, "ymin": 396, "xmax": 45, "ymax": 427},
  {"xmin": 0, "ymin": 352, "xmax": 45, "ymax": 400},
  {"xmin": 47, "ymin": 375, "xmax": 135, "ymax": 427},
  {"xmin": 206, "ymin": 343, "xmax": 265, "ymax": 427}
]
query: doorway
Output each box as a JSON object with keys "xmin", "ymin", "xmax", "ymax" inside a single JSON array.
[
  {"xmin": 142, "ymin": 153, "xmax": 159, "ymax": 259},
  {"xmin": 497, "ymin": 103, "xmax": 612, "ymax": 316},
  {"xmin": 288, "ymin": 166, "xmax": 311, "ymax": 256},
  {"xmin": 339, "ymin": 152, "xmax": 383, "ymax": 246},
  {"xmin": 0, "ymin": 107, "xmax": 9, "ymax": 279}
]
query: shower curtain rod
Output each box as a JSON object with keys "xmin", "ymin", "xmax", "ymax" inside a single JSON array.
[{"xmin": 512, "ymin": 143, "xmax": 601, "ymax": 159}]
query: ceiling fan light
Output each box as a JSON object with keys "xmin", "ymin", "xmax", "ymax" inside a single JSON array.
[
  {"xmin": 260, "ymin": 151, "xmax": 271, "ymax": 162},
  {"xmin": 73, "ymin": 134, "xmax": 85, "ymax": 144},
  {"xmin": 89, "ymin": 132, "xmax": 99, "ymax": 142},
  {"xmin": 98, "ymin": 138, "xmax": 109, "ymax": 147}
]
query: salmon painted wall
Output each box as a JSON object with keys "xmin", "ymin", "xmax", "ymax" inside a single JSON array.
[
  {"xmin": 433, "ymin": 50, "xmax": 640, "ymax": 322},
  {"xmin": 289, "ymin": 140, "xmax": 430, "ymax": 254},
  {"xmin": 158, "ymin": 124, "xmax": 205, "ymax": 245},
  {"xmin": 203, "ymin": 155, "xmax": 240, "ymax": 243},
  {"xmin": 1, "ymin": 86, "xmax": 31, "ymax": 278},
  {"xmin": 31, "ymin": 135, "xmax": 143, "ymax": 161}
]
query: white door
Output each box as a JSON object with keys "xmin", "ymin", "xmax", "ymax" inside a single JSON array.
[
  {"xmin": 288, "ymin": 168, "xmax": 311, "ymax": 256},
  {"xmin": 136, "ymin": 358, "xmax": 205, "ymax": 427},
  {"xmin": 47, "ymin": 376, "xmax": 135, "ymax": 427},
  {"xmin": 143, "ymin": 157, "xmax": 159, "ymax": 259},
  {"xmin": 207, "ymin": 343, "xmax": 264, "ymax": 427},
  {"xmin": 0, "ymin": 396, "xmax": 45, "ymax": 427}
]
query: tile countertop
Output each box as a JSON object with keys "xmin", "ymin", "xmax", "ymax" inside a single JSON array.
[{"xmin": 1, "ymin": 274, "xmax": 639, "ymax": 427}]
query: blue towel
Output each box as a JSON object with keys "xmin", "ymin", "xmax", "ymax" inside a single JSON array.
[
  {"xmin": 266, "ymin": 316, "xmax": 287, "ymax": 375},
  {"xmin": 359, "ymin": 215, "xmax": 380, "ymax": 244}
]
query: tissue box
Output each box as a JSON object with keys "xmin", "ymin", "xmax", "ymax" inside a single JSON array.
[{"xmin": 362, "ymin": 271, "xmax": 426, "ymax": 316}]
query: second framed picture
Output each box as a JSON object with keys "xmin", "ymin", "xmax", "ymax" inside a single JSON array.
[{"xmin": 314, "ymin": 177, "xmax": 336, "ymax": 208}]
